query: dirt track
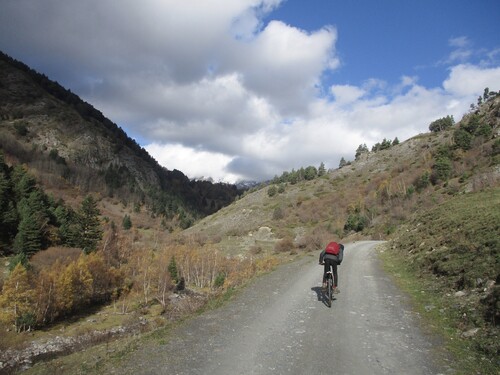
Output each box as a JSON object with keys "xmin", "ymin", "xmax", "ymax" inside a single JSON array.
[{"xmin": 105, "ymin": 241, "xmax": 452, "ymax": 374}]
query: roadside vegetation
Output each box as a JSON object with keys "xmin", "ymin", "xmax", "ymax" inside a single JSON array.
[{"xmin": 382, "ymin": 189, "xmax": 499, "ymax": 374}]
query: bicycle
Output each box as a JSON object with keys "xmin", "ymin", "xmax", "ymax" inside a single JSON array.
[{"xmin": 320, "ymin": 262, "xmax": 335, "ymax": 307}]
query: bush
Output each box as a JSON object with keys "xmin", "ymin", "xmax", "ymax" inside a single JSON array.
[
  {"xmin": 272, "ymin": 207, "xmax": 284, "ymax": 220},
  {"xmin": 431, "ymin": 157, "xmax": 453, "ymax": 184},
  {"xmin": 122, "ymin": 214, "xmax": 132, "ymax": 230},
  {"xmin": 453, "ymin": 128, "xmax": 472, "ymax": 150},
  {"xmin": 14, "ymin": 123, "xmax": 28, "ymax": 136},
  {"xmin": 475, "ymin": 123, "xmax": 493, "ymax": 138},
  {"xmin": 274, "ymin": 237, "xmax": 294, "ymax": 253},
  {"xmin": 267, "ymin": 185, "xmax": 277, "ymax": 197},
  {"xmin": 213, "ymin": 272, "xmax": 225, "ymax": 288},
  {"xmin": 415, "ymin": 171, "xmax": 431, "ymax": 192},
  {"xmin": 492, "ymin": 139, "xmax": 500, "ymax": 156},
  {"xmin": 344, "ymin": 213, "xmax": 369, "ymax": 232}
]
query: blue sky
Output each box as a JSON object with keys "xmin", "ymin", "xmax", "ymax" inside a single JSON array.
[
  {"xmin": 0, "ymin": 0, "xmax": 499, "ymax": 183},
  {"xmin": 272, "ymin": 0, "xmax": 500, "ymax": 89}
]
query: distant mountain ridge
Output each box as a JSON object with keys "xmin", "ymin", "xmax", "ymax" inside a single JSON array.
[{"xmin": 0, "ymin": 51, "xmax": 240, "ymax": 226}]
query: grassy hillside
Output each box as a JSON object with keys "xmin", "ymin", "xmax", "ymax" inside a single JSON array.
[{"xmin": 384, "ymin": 189, "xmax": 499, "ymax": 373}]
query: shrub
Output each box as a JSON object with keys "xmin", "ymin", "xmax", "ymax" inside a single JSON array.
[
  {"xmin": 405, "ymin": 185, "xmax": 415, "ymax": 199},
  {"xmin": 267, "ymin": 185, "xmax": 277, "ymax": 197},
  {"xmin": 122, "ymin": 214, "xmax": 132, "ymax": 230},
  {"xmin": 415, "ymin": 171, "xmax": 431, "ymax": 192},
  {"xmin": 475, "ymin": 123, "xmax": 492, "ymax": 138},
  {"xmin": 213, "ymin": 272, "xmax": 225, "ymax": 288},
  {"xmin": 14, "ymin": 123, "xmax": 28, "ymax": 136},
  {"xmin": 272, "ymin": 207, "xmax": 284, "ymax": 220},
  {"xmin": 453, "ymin": 128, "xmax": 472, "ymax": 150},
  {"xmin": 344, "ymin": 213, "xmax": 369, "ymax": 232},
  {"xmin": 168, "ymin": 256, "xmax": 178, "ymax": 283},
  {"xmin": 492, "ymin": 139, "xmax": 500, "ymax": 156},
  {"xmin": 274, "ymin": 237, "xmax": 294, "ymax": 253},
  {"xmin": 431, "ymin": 157, "xmax": 453, "ymax": 184}
]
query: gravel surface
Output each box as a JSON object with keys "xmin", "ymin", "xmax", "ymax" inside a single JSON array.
[{"xmin": 107, "ymin": 241, "xmax": 452, "ymax": 375}]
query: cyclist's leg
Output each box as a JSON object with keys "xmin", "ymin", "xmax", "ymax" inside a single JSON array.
[{"xmin": 323, "ymin": 262, "xmax": 330, "ymax": 284}]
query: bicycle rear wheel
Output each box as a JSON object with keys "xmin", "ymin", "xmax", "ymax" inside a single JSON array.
[{"xmin": 327, "ymin": 277, "xmax": 333, "ymax": 307}]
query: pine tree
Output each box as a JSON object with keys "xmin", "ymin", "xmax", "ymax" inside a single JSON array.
[
  {"xmin": 13, "ymin": 190, "xmax": 48, "ymax": 256},
  {"xmin": 12, "ymin": 166, "xmax": 36, "ymax": 201},
  {"xmin": 318, "ymin": 162, "xmax": 326, "ymax": 176},
  {"xmin": 168, "ymin": 256, "xmax": 179, "ymax": 283},
  {"xmin": 78, "ymin": 195, "xmax": 103, "ymax": 253},
  {"xmin": 0, "ymin": 160, "xmax": 17, "ymax": 251},
  {"xmin": 339, "ymin": 157, "xmax": 347, "ymax": 168},
  {"xmin": 122, "ymin": 214, "xmax": 132, "ymax": 230}
]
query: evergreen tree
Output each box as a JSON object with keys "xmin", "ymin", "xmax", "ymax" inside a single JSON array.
[
  {"xmin": 355, "ymin": 144, "xmax": 369, "ymax": 160},
  {"xmin": 0, "ymin": 158, "xmax": 17, "ymax": 251},
  {"xmin": 318, "ymin": 162, "xmax": 326, "ymax": 176},
  {"xmin": 78, "ymin": 195, "xmax": 102, "ymax": 253},
  {"xmin": 380, "ymin": 138, "xmax": 392, "ymax": 150},
  {"xmin": 13, "ymin": 190, "xmax": 48, "ymax": 256},
  {"xmin": 54, "ymin": 206, "xmax": 80, "ymax": 247},
  {"xmin": 339, "ymin": 157, "xmax": 347, "ymax": 168},
  {"xmin": 168, "ymin": 256, "xmax": 179, "ymax": 283},
  {"xmin": 122, "ymin": 214, "xmax": 132, "ymax": 230},
  {"xmin": 12, "ymin": 166, "xmax": 36, "ymax": 201}
]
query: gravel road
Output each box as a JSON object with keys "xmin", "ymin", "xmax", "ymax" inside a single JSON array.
[{"xmin": 110, "ymin": 241, "xmax": 451, "ymax": 375}]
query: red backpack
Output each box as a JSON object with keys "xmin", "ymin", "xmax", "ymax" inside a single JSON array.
[{"xmin": 325, "ymin": 241, "xmax": 340, "ymax": 256}]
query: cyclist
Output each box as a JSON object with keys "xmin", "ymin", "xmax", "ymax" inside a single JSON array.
[{"xmin": 319, "ymin": 241, "xmax": 344, "ymax": 294}]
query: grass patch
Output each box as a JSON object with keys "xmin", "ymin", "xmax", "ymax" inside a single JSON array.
[
  {"xmin": 380, "ymin": 188, "xmax": 500, "ymax": 374},
  {"xmin": 380, "ymin": 247, "xmax": 498, "ymax": 374}
]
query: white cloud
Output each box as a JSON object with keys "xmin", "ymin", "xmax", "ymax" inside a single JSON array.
[
  {"xmin": 331, "ymin": 85, "xmax": 365, "ymax": 105},
  {"xmin": 145, "ymin": 143, "xmax": 240, "ymax": 184},
  {"xmin": 443, "ymin": 64, "xmax": 500, "ymax": 97},
  {"xmin": 228, "ymin": 20, "xmax": 338, "ymax": 114}
]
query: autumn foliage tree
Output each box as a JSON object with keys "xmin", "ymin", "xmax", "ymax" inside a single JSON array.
[{"xmin": 0, "ymin": 263, "xmax": 36, "ymax": 332}]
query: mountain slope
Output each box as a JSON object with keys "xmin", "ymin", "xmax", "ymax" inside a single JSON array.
[{"xmin": 0, "ymin": 51, "xmax": 240, "ymax": 226}]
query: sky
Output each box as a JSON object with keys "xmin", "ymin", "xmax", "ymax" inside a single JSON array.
[{"xmin": 1, "ymin": 0, "xmax": 499, "ymax": 183}]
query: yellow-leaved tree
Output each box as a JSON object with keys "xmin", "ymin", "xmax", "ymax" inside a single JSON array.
[{"xmin": 0, "ymin": 263, "xmax": 36, "ymax": 332}]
